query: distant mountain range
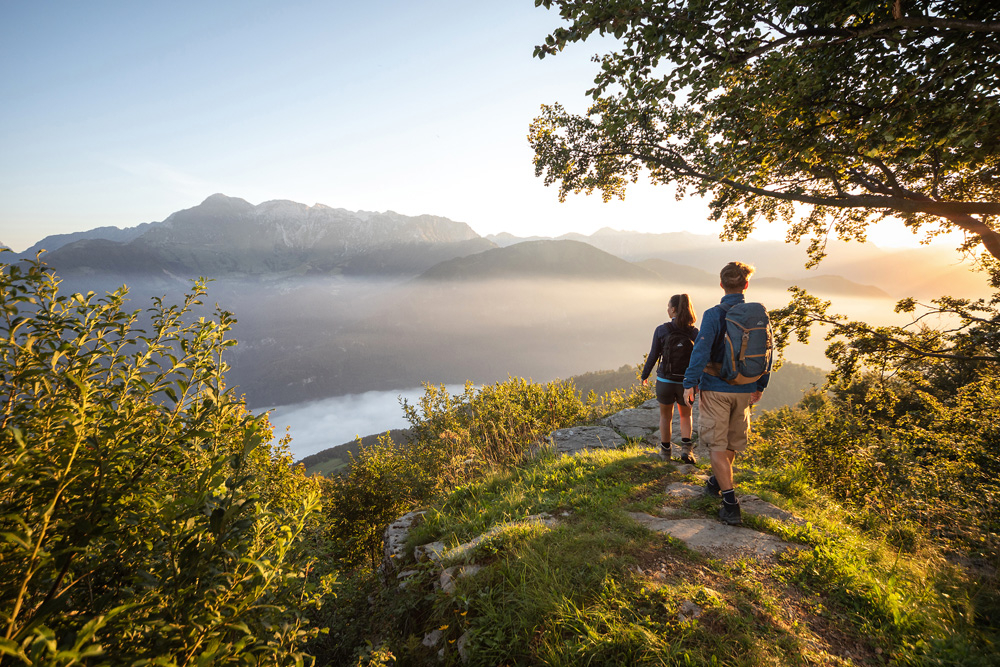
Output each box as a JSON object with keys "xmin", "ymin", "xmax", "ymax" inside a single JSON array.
[
  {"xmin": 18, "ymin": 221, "xmax": 165, "ymax": 258},
  {"xmin": 487, "ymin": 228, "xmax": 988, "ymax": 299},
  {"xmin": 12, "ymin": 193, "xmax": 988, "ymax": 407},
  {"xmin": 25, "ymin": 194, "xmax": 493, "ymax": 281},
  {"xmin": 418, "ymin": 239, "xmax": 661, "ymax": 283},
  {"xmin": 13, "ymin": 193, "xmax": 955, "ymax": 299}
]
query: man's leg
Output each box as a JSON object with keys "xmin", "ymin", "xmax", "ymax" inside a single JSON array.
[
  {"xmin": 716, "ymin": 394, "xmax": 752, "ymax": 525},
  {"xmin": 710, "ymin": 448, "xmax": 735, "ymax": 491},
  {"xmin": 699, "ymin": 391, "xmax": 727, "ymax": 496}
]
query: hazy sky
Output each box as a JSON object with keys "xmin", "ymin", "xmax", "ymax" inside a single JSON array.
[{"xmin": 1, "ymin": 1, "xmax": 957, "ymax": 253}]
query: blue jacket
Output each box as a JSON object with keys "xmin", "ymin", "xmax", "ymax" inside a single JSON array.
[{"xmin": 683, "ymin": 293, "xmax": 770, "ymax": 394}]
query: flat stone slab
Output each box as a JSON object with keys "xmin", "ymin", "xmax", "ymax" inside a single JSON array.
[
  {"xmin": 667, "ymin": 482, "xmax": 705, "ymax": 500},
  {"xmin": 740, "ymin": 495, "xmax": 807, "ymax": 526},
  {"xmin": 551, "ymin": 426, "xmax": 625, "ymax": 453},
  {"xmin": 628, "ymin": 513, "xmax": 805, "ymax": 560},
  {"xmin": 602, "ymin": 407, "xmax": 660, "ymax": 437}
]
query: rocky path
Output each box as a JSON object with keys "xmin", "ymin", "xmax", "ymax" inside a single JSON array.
[
  {"xmin": 547, "ymin": 398, "xmax": 806, "ymax": 560},
  {"xmin": 628, "ymin": 469, "xmax": 807, "ymax": 560},
  {"xmin": 385, "ymin": 399, "xmax": 807, "ymax": 576},
  {"xmin": 550, "ymin": 398, "xmax": 706, "ymax": 459}
]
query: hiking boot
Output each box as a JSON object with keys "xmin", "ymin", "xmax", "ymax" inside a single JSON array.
[
  {"xmin": 680, "ymin": 451, "xmax": 696, "ymax": 465},
  {"xmin": 719, "ymin": 501, "xmax": 742, "ymax": 526},
  {"xmin": 658, "ymin": 443, "xmax": 671, "ymax": 458},
  {"xmin": 704, "ymin": 476, "xmax": 721, "ymax": 497}
]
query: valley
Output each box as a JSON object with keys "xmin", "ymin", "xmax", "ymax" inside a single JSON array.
[{"xmin": 13, "ymin": 194, "xmax": 989, "ymax": 412}]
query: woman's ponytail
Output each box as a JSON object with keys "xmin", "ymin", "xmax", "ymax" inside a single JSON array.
[{"xmin": 669, "ymin": 293, "xmax": 696, "ymax": 328}]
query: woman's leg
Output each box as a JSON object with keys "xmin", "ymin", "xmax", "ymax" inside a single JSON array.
[
  {"xmin": 677, "ymin": 403, "xmax": 693, "ymax": 440},
  {"xmin": 677, "ymin": 401, "xmax": 694, "ymax": 462},
  {"xmin": 658, "ymin": 402, "xmax": 673, "ymax": 453}
]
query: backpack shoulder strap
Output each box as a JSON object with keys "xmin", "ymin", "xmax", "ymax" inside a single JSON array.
[{"xmin": 711, "ymin": 303, "xmax": 732, "ymax": 361}]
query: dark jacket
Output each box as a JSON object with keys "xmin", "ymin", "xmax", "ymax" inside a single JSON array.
[{"xmin": 640, "ymin": 319, "xmax": 698, "ymax": 382}]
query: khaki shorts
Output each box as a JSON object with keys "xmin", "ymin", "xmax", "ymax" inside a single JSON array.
[{"xmin": 698, "ymin": 390, "xmax": 753, "ymax": 453}]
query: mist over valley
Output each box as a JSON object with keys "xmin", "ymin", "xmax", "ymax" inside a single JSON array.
[{"xmin": 15, "ymin": 194, "xmax": 988, "ymax": 451}]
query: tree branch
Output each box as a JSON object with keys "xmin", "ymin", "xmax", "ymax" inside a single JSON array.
[
  {"xmin": 623, "ymin": 147, "xmax": 1000, "ymax": 259},
  {"xmin": 725, "ymin": 15, "xmax": 1000, "ymax": 65},
  {"xmin": 636, "ymin": 149, "xmax": 1000, "ymax": 215},
  {"xmin": 805, "ymin": 314, "xmax": 1000, "ymax": 363}
]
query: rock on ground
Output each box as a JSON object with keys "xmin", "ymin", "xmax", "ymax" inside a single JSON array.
[
  {"xmin": 550, "ymin": 426, "xmax": 625, "ymax": 453},
  {"xmin": 628, "ymin": 513, "xmax": 805, "ymax": 560},
  {"xmin": 601, "ymin": 405, "xmax": 660, "ymax": 438},
  {"xmin": 381, "ymin": 510, "xmax": 426, "ymax": 579},
  {"xmin": 627, "ymin": 485, "xmax": 808, "ymax": 560}
]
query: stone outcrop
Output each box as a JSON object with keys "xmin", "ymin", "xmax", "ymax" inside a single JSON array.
[
  {"xmin": 550, "ymin": 397, "xmax": 707, "ymax": 458},
  {"xmin": 627, "ymin": 481, "xmax": 808, "ymax": 560},
  {"xmin": 594, "ymin": 398, "xmax": 709, "ymax": 461},
  {"xmin": 382, "ymin": 400, "xmax": 802, "ymax": 587},
  {"xmin": 601, "ymin": 405, "xmax": 661, "ymax": 438},
  {"xmin": 381, "ymin": 510, "xmax": 426, "ymax": 580},
  {"xmin": 549, "ymin": 426, "xmax": 625, "ymax": 453},
  {"xmin": 628, "ymin": 512, "xmax": 805, "ymax": 560}
]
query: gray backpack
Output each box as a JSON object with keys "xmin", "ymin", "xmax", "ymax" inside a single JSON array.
[{"xmin": 706, "ymin": 302, "xmax": 773, "ymax": 385}]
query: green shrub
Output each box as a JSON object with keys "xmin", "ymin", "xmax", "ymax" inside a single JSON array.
[
  {"xmin": 322, "ymin": 374, "xmax": 654, "ymax": 573},
  {"xmin": 747, "ymin": 371, "xmax": 1000, "ymax": 560},
  {"xmin": 0, "ymin": 256, "xmax": 326, "ymax": 665}
]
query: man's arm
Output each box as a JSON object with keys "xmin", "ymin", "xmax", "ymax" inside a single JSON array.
[
  {"xmin": 750, "ymin": 368, "xmax": 770, "ymax": 405},
  {"xmin": 683, "ymin": 308, "xmax": 718, "ymax": 390}
]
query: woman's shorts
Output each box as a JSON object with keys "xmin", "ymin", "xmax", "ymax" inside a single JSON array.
[{"xmin": 655, "ymin": 380, "xmax": 685, "ymax": 405}]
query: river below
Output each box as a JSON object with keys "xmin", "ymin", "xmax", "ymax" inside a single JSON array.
[{"xmin": 263, "ymin": 385, "xmax": 467, "ymax": 460}]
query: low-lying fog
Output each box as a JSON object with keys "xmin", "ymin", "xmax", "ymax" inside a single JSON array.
[
  {"xmin": 219, "ymin": 275, "xmax": 922, "ymax": 410},
  {"xmin": 265, "ymin": 385, "xmax": 466, "ymax": 460},
  {"xmin": 52, "ymin": 268, "xmax": 968, "ymax": 461}
]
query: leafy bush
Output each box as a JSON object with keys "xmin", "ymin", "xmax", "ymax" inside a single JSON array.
[
  {"xmin": 0, "ymin": 256, "xmax": 327, "ymax": 665},
  {"xmin": 747, "ymin": 370, "xmax": 1000, "ymax": 561},
  {"xmin": 323, "ymin": 375, "xmax": 653, "ymax": 572}
]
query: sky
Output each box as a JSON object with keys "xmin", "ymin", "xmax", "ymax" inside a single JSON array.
[{"xmin": 1, "ymin": 0, "xmax": 959, "ymax": 253}]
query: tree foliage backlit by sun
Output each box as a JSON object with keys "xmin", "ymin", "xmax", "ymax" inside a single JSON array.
[
  {"xmin": 531, "ymin": 0, "xmax": 1000, "ymax": 372},
  {"xmin": 530, "ymin": 0, "xmax": 1000, "ymax": 266}
]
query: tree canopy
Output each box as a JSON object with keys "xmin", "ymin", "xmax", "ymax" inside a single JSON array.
[{"xmin": 530, "ymin": 0, "xmax": 1000, "ymax": 269}]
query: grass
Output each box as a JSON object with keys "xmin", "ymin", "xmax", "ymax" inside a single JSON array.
[{"xmin": 328, "ymin": 445, "xmax": 998, "ymax": 666}]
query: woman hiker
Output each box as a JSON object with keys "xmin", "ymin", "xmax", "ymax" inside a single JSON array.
[{"xmin": 640, "ymin": 294, "xmax": 698, "ymax": 463}]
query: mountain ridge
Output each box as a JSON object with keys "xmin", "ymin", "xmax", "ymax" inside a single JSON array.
[
  {"xmin": 417, "ymin": 239, "xmax": 662, "ymax": 283},
  {"xmin": 20, "ymin": 195, "xmax": 989, "ymax": 298},
  {"xmin": 30, "ymin": 194, "xmax": 492, "ymax": 280}
]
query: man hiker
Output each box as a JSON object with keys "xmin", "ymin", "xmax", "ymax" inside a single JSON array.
[{"xmin": 683, "ymin": 261, "xmax": 771, "ymax": 525}]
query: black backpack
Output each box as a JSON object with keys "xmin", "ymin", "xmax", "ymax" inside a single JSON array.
[{"xmin": 657, "ymin": 323, "xmax": 694, "ymax": 382}]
